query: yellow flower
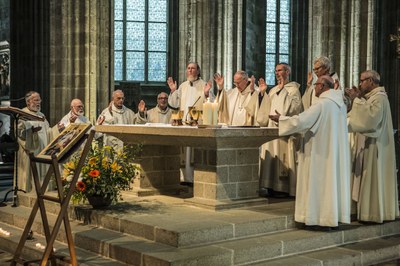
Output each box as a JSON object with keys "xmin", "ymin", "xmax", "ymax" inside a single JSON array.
[
  {"xmin": 64, "ymin": 161, "xmax": 76, "ymax": 170},
  {"xmin": 88, "ymin": 157, "xmax": 97, "ymax": 167},
  {"xmin": 63, "ymin": 168, "xmax": 72, "ymax": 177},
  {"xmin": 111, "ymin": 161, "xmax": 122, "ymax": 173},
  {"xmin": 102, "ymin": 157, "xmax": 109, "ymax": 169}
]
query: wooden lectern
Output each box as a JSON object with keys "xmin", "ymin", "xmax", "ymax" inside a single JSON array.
[
  {"xmin": 11, "ymin": 127, "xmax": 94, "ymax": 266},
  {"xmin": 0, "ymin": 106, "xmax": 45, "ymax": 207}
]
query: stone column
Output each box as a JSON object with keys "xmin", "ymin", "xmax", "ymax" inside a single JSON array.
[
  {"xmin": 49, "ymin": 0, "xmax": 111, "ymax": 125},
  {"xmin": 178, "ymin": 0, "xmax": 244, "ymax": 88}
]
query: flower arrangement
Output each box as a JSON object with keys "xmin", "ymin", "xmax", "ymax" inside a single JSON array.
[{"xmin": 62, "ymin": 140, "xmax": 141, "ymax": 205}]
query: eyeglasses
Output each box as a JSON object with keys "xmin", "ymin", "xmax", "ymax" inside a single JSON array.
[
  {"xmin": 359, "ymin": 78, "xmax": 370, "ymax": 83},
  {"xmin": 313, "ymin": 66, "xmax": 324, "ymax": 72},
  {"xmin": 73, "ymin": 105, "xmax": 84, "ymax": 108},
  {"xmin": 158, "ymin": 97, "xmax": 168, "ymax": 100},
  {"xmin": 233, "ymin": 78, "xmax": 246, "ymax": 87}
]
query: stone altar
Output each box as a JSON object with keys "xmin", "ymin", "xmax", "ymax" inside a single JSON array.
[{"xmin": 95, "ymin": 124, "xmax": 279, "ymax": 210}]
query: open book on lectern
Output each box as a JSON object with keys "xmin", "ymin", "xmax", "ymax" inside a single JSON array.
[{"xmin": 37, "ymin": 123, "xmax": 91, "ymax": 160}]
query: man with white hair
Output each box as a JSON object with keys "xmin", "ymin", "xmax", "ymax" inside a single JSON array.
[
  {"xmin": 347, "ymin": 70, "xmax": 399, "ymax": 223},
  {"xmin": 57, "ymin": 98, "xmax": 89, "ymax": 132},
  {"xmin": 302, "ymin": 56, "xmax": 341, "ymax": 110},
  {"xmin": 17, "ymin": 91, "xmax": 50, "ymax": 192},
  {"xmin": 213, "ymin": 70, "xmax": 256, "ymax": 126}
]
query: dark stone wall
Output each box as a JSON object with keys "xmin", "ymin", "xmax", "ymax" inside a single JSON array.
[
  {"xmin": 0, "ymin": 0, "xmax": 9, "ymax": 41},
  {"xmin": 374, "ymin": 0, "xmax": 400, "ymax": 193},
  {"xmin": 10, "ymin": 0, "xmax": 50, "ymax": 117},
  {"xmin": 243, "ymin": 0, "xmax": 266, "ymax": 79}
]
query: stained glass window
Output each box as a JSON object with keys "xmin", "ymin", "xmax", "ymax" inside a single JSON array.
[
  {"xmin": 114, "ymin": 0, "xmax": 168, "ymax": 82},
  {"xmin": 265, "ymin": 0, "xmax": 291, "ymax": 85}
]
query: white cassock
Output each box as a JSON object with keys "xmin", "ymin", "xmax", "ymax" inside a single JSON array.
[
  {"xmin": 147, "ymin": 106, "xmax": 172, "ymax": 124},
  {"xmin": 216, "ymin": 84, "xmax": 254, "ymax": 126},
  {"xmin": 98, "ymin": 104, "xmax": 146, "ymax": 149},
  {"xmin": 168, "ymin": 78, "xmax": 214, "ymax": 183},
  {"xmin": 168, "ymin": 78, "xmax": 214, "ymax": 122},
  {"xmin": 302, "ymin": 72, "xmax": 341, "ymax": 110},
  {"xmin": 347, "ymin": 86, "xmax": 399, "ymax": 223},
  {"xmin": 17, "ymin": 107, "xmax": 50, "ymax": 192},
  {"xmin": 279, "ymin": 89, "xmax": 351, "ymax": 227},
  {"xmin": 259, "ymin": 82, "xmax": 302, "ymax": 195}
]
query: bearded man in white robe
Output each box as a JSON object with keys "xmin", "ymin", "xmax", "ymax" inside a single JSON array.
[
  {"xmin": 214, "ymin": 70, "xmax": 256, "ymax": 126},
  {"xmin": 58, "ymin": 98, "xmax": 89, "ymax": 130},
  {"xmin": 257, "ymin": 63, "xmax": 302, "ymax": 197},
  {"xmin": 97, "ymin": 90, "xmax": 146, "ymax": 149},
  {"xmin": 347, "ymin": 70, "xmax": 399, "ymax": 223},
  {"xmin": 302, "ymin": 56, "xmax": 341, "ymax": 110},
  {"xmin": 167, "ymin": 62, "xmax": 212, "ymax": 183},
  {"xmin": 147, "ymin": 92, "xmax": 171, "ymax": 124},
  {"xmin": 17, "ymin": 91, "xmax": 50, "ymax": 192},
  {"xmin": 270, "ymin": 75, "xmax": 351, "ymax": 228},
  {"xmin": 167, "ymin": 62, "xmax": 213, "ymax": 123}
]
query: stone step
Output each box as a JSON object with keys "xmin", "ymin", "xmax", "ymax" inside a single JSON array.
[
  {"xmin": 0, "ymin": 222, "xmax": 127, "ymax": 265},
  {"xmin": 1, "ymin": 200, "xmax": 400, "ymax": 265},
  {"xmin": 15, "ymin": 192, "xmax": 297, "ymax": 247},
  {"xmin": 249, "ymin": 234, "xmax": 400, "ymax": 265}
]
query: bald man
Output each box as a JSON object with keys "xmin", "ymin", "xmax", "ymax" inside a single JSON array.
[{"xmin": 58, "ymin": 98, "xmax": 89, "ymax": 132}]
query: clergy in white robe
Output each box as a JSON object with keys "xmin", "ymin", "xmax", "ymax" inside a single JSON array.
[
  {"xmin": 147, "ymin": 92, "xmax": 172, "ymax": 124},
  {"xmin": 271, "ymin": 75, "xmax": 351, "ymax": 227},
  {"xmin": 97, "ymin": 90, "xmax": 146, "ymax": 149},
  {"xmin": 58, "ymin": 99, "xmax": 89, "ymax": 129},
  {"xmin": 51, "ymin": 98, "xmax": 90, "ymax": 140},
  {"xmin": 167, "ymin": 62, "xmax": 213, "ymax": 123},
  {"xmin": 214, "ymin": 70, "xmax": 256, "ymax": 126},
  {"xmin": 347, "ymin": 70, "xmax": 399, "ymax": 223},
  {"xmin": 302, "ymin": 56, "xmax": 341, "ymax": 110},
  {"xmin": 167, "ymin": 63, "xmax": 213, "ymax": 183},
  {"xmin": 17, "ymin": 91, "xmax": 50, "ymax": 192},
  {"xmin": 257, "ymin": 63, "xmax": 303, "ymax": 196}
]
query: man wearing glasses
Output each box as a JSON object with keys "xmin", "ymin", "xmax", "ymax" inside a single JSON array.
[
  {"xmin": 302, "ymin": 56, "xmax": 341, "ymax": 110},
  {"xmin": 146, "ymin": 92, "xmax": 172, "ymax": 124},
  {"xmin": 213, "ymin": 70, "xmax": 256, "ymax": 126},
  {"xmin": 57, "ymin": 98, "xmax": 89, "ymax": 132},
  {"xmin": 347, "ymin": 70, "xmax": 399, "ymax": 223}
]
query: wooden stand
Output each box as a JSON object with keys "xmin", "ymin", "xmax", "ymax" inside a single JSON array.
[{"xmin": 11, "ymin": 130, "xmax": 95, "ymax": 266}]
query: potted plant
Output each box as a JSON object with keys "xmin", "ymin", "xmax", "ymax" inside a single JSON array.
[{"xmin": 62, "ymin": 140, "xmax": 141, "ymax": 208}]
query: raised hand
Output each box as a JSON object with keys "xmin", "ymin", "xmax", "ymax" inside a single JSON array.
[
  {"xmin": 97, "ymin": 115, "xmax": 105, "ymax": 125},
  {"xmin": 204, "ymin": 79, "xmax": 212, "ymax": 97},
  {"xmin": 344, "ymin": 86, "xmax": 360, "ymax": 101},
  {"xmin": 213, "ymin": 73, "xmax": 224, "ymax": 90},
  {"xmin": 258, "ymin": 78, "xmax": 268, "ymax": 95},
  {"xmin": 167, "ymin": 77, "xmax": 177, "ymax": 93},
  {"xmin": 138, "ymin": 100, "xmax": 146, "ymax": 113},
  {"xmin": 307, "ymin": 71, "xmax": 313, "ymax": 87},
  {"xmin": 249, "ymin": 75, "xmax": 256, "ymax": 93}
]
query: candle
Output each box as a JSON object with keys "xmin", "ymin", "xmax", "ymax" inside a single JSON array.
[
  {"xmin": 211, "ymin": 102, "xmax": 218, "ymax": 125},
  {"xmin": 202, "ymin": 99, "xmax": 213, "ymax": 125}
]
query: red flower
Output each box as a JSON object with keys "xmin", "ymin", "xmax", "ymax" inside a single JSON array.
[
  {"xmin": 88, "ymin": 170, "xmax": 100, "ymax": 178},
  {"xmin": 76, "ymin": 181, "xmax": 86, "ymax": 192}
]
